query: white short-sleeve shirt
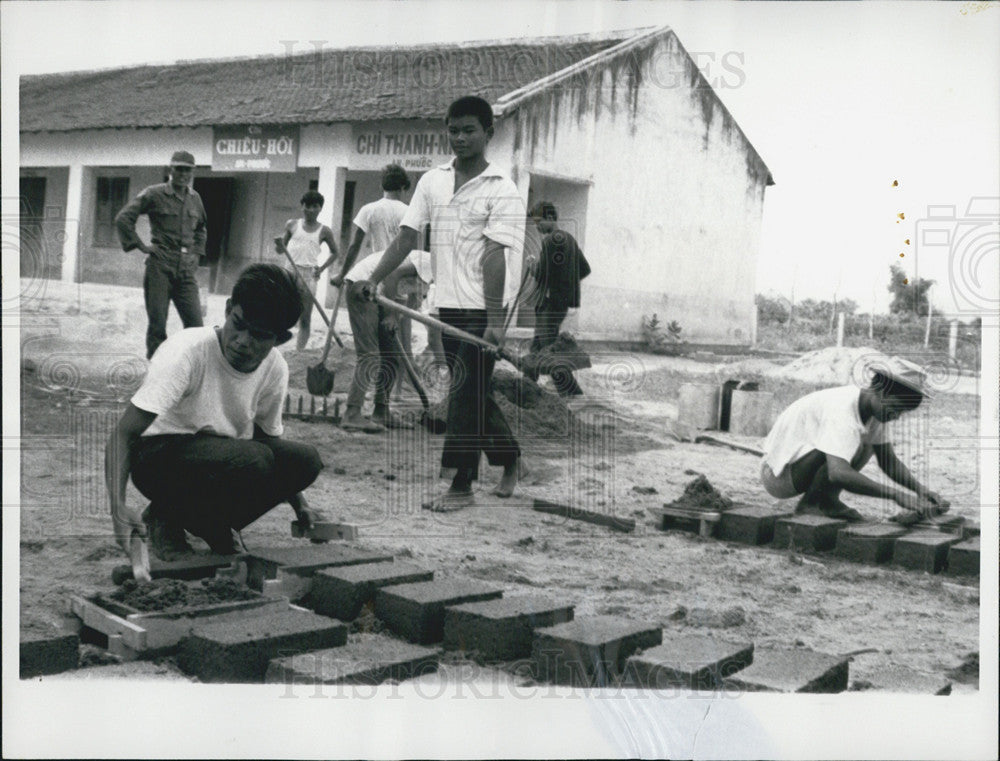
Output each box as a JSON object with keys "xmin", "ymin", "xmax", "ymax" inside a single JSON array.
[
  {"xmin": 353, "ymin": 198, "xmax": 409, "ymax": 255},
  {"xmin": 131, "ymin": 327, "xmax": 288, "ymax": 439},
  {"xmin": 347, "ymin": 249, "xmax": 432, "ymax": 285},
  {"xmin": 401, "ymin": 160, "xmax": 525, "ymax": 310},
  {"xmin": 763, "ymin": 385, "xmax": 888, "ymax": 474}
]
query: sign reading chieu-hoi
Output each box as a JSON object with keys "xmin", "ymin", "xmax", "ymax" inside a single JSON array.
[{"xmin": 212, "ymin": 125, "xmax": 299, "ymax": 172}]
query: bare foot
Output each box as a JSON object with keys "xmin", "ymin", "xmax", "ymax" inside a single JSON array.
[
  {"xmin": 817, "ymin": 495, "xmax": 865, "ymax": 522},
  {"xmin": 422, "ymin": 487, "xmax": 475, "ymax": 512},
  {"xmin": 341, "ymin": 413, "xmax": 384, "ymax": 433},
  {"xmin": 492, "ymin": 461, "xmax": 520, "ymax": 498}
]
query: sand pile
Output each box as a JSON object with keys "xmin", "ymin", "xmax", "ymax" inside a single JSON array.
[
  {"xmin": 425, "ymin": 370, "xmax": 605, "ymax": 439},
  {"xmin": 772, "ymin": 346, "xmax": 887, "ymax": 386},
  {"xmin": 666, "ymin": 474, "xmax": 733, "ymax": 512}
]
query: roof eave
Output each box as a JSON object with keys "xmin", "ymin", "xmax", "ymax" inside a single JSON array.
[{"xmin": 493, "ymin": 25, "xmax": 670, "ymax": 118}]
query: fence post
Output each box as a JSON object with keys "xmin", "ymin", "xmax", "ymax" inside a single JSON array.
[
  {"xmin": 924, "ymin": 299, "xmax": 933, "ymax": 348},
  {"xmin": 949, "ymin": 319, "xmax": 958, "ymax": 360},
  {"xmin": 836, "ymin": 312, "xmax": 845, "ymax": 347}
]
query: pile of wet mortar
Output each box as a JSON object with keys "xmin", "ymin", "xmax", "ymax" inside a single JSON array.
[{"xmin": 103, "ymin": 578, "xmax": 256, "ymax": 614}]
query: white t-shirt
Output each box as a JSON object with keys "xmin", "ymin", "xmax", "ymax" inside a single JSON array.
[
  {"xmin": 132, "ymin": 327, "xmax": 288, "ymax": 439},
  {"xmin": 763, "ymin": 385, "xmax": 887, "ymax": 474},
  {"xmin": 346, "ymin": 249, "xmax": 432, "ymax": 286},
  {"xmin": 401, "ymin": 160, "xmax": 525, "ymax": 310},
  {"xmin": 353, "ymin": 198, "xmax": 409, "ymax": 254}
]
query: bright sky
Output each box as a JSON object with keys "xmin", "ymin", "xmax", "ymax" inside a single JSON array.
[{"xmin": 3, "ymin": 0, "xmax": 999, "ymax": 315}]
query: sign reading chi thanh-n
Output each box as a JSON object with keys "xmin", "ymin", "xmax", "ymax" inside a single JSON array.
[
  {"xmin": 212, "ymin": 125, "xmax": 299, "ymax": 172},
  {"xmin": 351, "ymin": 121, "xmax": 452, "ymax": 171}
]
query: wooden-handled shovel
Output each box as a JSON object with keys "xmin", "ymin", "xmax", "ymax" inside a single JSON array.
[
  {"xmin": 375, "ymin": 294, "xmax": 530, "ymax": 372},
  {"xmin": 306, "ymin": 286, "xmax": 344, "ymax": 397},
  {"xmin": 275, "ymin": 237, "xmax": 343, "ymax": 347}
]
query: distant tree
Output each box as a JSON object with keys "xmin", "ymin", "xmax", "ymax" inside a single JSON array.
[
  {"xmin": 755, "ymin": 294, "xmax": 790, "ymax": 325},
  {"xmin": 888, "ymin": 262, "xmax": 934, "ymax": 316},
  {"xmin": 839, "ymin": 298, "xmax": 858, "ymax": 316}
]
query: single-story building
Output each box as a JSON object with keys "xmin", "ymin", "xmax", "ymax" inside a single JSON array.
[{"xmin": 20, "ymin": 26, "xmax": 772, "ymax": 344}]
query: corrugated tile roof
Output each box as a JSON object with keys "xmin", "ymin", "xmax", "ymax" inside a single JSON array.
[{"xmin": 20, "ymin": 33, "xmax": 635, "ymax": 132}]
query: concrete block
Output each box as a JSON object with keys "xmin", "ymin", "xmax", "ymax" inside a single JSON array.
[
  {"xmin": 623, "ymin": 634, "xmax": 754, "ymax": 690},
  {"xmin": 375, "ymin": 579, "xmax": 504, "ymax": 644},
  {"xmin": 947, "ymin": 538, "xmax": 980, "ymax": 576},
  {"xmin": 717, "ymin": 505, "xmax": 794, "ymax": 545},
  {"xmin": 532, "ymin": 616, "xmax": 662, "ymax": 687},
  {"xmin": 266, "ymin": 633, "xmax": 439, "ymax": 686},
  {"xmin": 178, "ymin": 609, "xmax": 348, "ymax": 683},
  {"xmin": 774, "ymin": 515, "xmax": 847, "ymax": 552},
  {"xmin": 310, "ymin": 562, "xmax": 434, "ymax": 621},
  {"xmin": 724, "ymin": 648, "xmax": 849, "ymax": 693},
  {"xmin": 892, "ymin": 532, "xmax": 961, "ymax": 574},
  {"xmin": 291, "ymin": 520, "xmax": 359, "ymax": 542},
  {"xmin": 853, "ymin": 665, "xmax": 951, "ymax": 695},
  {"xmin": 443, "ymin": 595, "xmax": 575, "ymax": 662},
  {"xmin": 20, "ymin": 632, "xmax": 79, "ymax": 678},
  {"xmin": 835, "ymin": 524, "xmax": 908, "ymax": 564},
  {"xmin": 246, "ymin": 545, "xmax": 394, "ymax": 590}
]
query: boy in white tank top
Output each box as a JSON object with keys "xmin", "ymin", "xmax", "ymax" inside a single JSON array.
[{"xmin": 276, "ymin": 190, "xmax": 338, "ymax": 350}]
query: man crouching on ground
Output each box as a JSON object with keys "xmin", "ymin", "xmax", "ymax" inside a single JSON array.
[
  {"xmin": 106, "ymin": 263, "xmax": 324, "ymax": 560},
  {"xmin": 760, "ymin": 356, "xmax": 950, "ymax": 524}
]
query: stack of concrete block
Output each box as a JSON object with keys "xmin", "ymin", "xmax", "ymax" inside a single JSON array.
[
  {"xmin": 773, "ymin": 515, "xmax": 847, "ymax": 552},
  {"xmin": 443, "ymin": 595, "xmax": 574, "ymax": 662},
  {"xmin": 947, "ymin": 537, "xmax": 980, "ymax": 576},
  {"xmin": 531, "ymin": 616, "xmax": 662, "ymax": 687},
  {"xmin": 309, "ymin": 561, "xmax": 434, "ymax": 621},
  {"xmin": 178, "ymin": 608, "xmax": 348, "ymax": 682},
  {"xmin": 20, "ymin": 630, "xmax": 80, "ymax": 678},
  {"xmin": 266, "ymin": 632, "xmax": 440, "ymax": 686},
  {"xmin": 245, "ymin": 545, "xmax": 394, "ymax": 598},
  {"xmin": 717, "ymin": 505, "xmax": 795, "ymax": 545},
  {"xmin": 375, "ymin": 579, "xmax": 504, "ymax": 644},
  {"xmin": 623, "ymin": 634, "xmax": 754, "ymax": 690},
  {"xmin": 722, "ymin": 647, "xmax": 849, "ymax": 693}
]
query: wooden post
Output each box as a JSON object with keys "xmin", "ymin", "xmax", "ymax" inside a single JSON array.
[
  {"xmin": 836, "ymin": 312, "xmax": 845, "ymax": 347},
  {"xmin": 949, "ymin": 319, "xmax": 958, "ymax": 359},
  {"xmin": 924, "ymin": 297, "xmax": 933, "ymax": 348}
]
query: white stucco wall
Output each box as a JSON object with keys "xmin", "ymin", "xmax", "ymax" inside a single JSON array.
[{"xmin": 506, "ymin": 32, "xmax": 769, "ymax": 345}]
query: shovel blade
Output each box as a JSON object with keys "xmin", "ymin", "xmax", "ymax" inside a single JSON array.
[{"xmin": 306, "ymin": 364, "xmax": 335, "ymax": 397}]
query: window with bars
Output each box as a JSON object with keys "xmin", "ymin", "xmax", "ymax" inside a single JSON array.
[{"xmin": 93, "ymin": 177, "xmax": 130, "ymax": 246}]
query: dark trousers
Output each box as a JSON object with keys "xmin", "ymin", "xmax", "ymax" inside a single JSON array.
[
  {"xmin": 144, "ymin": 254, "xmax": 203, "ymax": 359},
  {"xmin": 530, "ymin": 298, "xmax": 569, "ymax": 353},
  {"xmin": 130, "ymin": 434, "xmax": 322, "ymax": 546},
  {"xmin": 345, "ymin": 282, "xmax": 397, "ymax": 412},
  {"xmin": 531, "ymin": 299, "xmax": 580, "ymax": 394},
  {"xmin": 439, "ymin": 308, "xmax": 519, "ymax": 479}
]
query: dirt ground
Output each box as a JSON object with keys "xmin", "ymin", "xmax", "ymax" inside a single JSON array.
[{"xmin": 16, "ymin": 280, "xmax": 983, "ymax": 690}]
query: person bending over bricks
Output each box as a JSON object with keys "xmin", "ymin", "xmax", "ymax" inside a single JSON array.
[
  {"xmin": 760, "ymin": 356, "xmax": 950, "ymax": 524},
  {"xmin": 106, "ymin": 264, "xmax": 325, "ymax": 558}
]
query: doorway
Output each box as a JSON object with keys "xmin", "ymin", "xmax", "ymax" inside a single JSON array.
[
  {"xmin": 519, "ymin": 174, "xmax": 591, "ymax": 328},
  {"xmin": 193, "ymin": 177, "xmax": 234, "ymax": 293},
  {"xmin": 19, "ymin": 176, "xmax": 59, "ymax": 281}
]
